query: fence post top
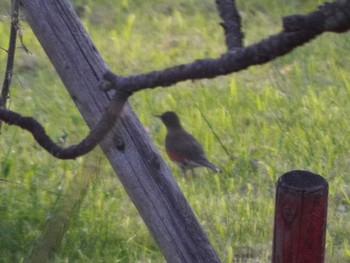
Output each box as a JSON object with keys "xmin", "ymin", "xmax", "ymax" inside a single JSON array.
[{"xmin": 277, "ymin": 170, "xmax": 328, "ymax": 192}]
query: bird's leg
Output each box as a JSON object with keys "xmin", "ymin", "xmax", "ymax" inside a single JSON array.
[
  {"xmin": 191, "ymin": 169, "xmax": 196, "ymax": 177},
  {"xmin": 181, "ymin": 167, "xmax": 188, "ymax": 178}
]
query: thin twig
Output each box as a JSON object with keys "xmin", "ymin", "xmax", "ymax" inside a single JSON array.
[
  {"xmin": 195, "ymin": 104, "xmax": 233, "ymax": 161},
  {"xmin": 0, "ymin": 0, "xmax": 20, "ymax": 109}
]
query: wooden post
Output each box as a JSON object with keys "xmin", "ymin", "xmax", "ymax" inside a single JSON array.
[
  {"xmin": 272, "ymin": 170, "xmax": 328, "ymax": 263},
  {"xmin": 20, "ymin": 1, "xmax": 220, "ymax": 262}
]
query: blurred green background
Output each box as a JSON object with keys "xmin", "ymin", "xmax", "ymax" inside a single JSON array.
[{"xmin": 1, "ymin": 0, "xmax": 350, "ymax": 262}]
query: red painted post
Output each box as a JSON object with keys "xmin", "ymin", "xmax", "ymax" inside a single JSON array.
[{"xmin": 272, "ymin": 170, "xmax": 328, "ymax": 263}]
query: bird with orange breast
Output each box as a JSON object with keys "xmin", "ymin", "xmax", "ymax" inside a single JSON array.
[{"xmin": 155, "ymin": 111, "xmax": 221, "ymax": 175}]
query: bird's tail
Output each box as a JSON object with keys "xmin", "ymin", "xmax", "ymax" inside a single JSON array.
[{"xmin": 204, "ymin": 161, "xmax": 221, "ymax": 173}]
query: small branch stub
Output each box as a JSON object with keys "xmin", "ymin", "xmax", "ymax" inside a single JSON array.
[{"xmin": 272, "ymin": 170, "xmax": 328, "ymax": 263}]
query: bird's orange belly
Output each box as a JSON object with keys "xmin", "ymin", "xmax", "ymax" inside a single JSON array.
[{"xmin": 166, "ymin": 150, "xmax": 183, "ymax": 162}]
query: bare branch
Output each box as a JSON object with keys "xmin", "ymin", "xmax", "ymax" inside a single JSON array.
[
  {"xmin": 216, "ymin": 0, "xmax": 244, "ymax": 49},
  {"xmin": 101, "ymin": 30, "xmax": 312, "ymax": 92},
  {"xmin": 283, "ymin": 1, "xmax": 350, "ymax": 33},
  {"xmin": 102, "ymin": 0, "xmax": 350, "ymax": 94},
  {"xmin": 0, "ymin": 90, "xmax": 130, "ymax": 159}
]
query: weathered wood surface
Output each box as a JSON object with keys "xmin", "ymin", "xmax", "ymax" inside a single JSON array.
[
  {"xmin": 20, "ymin": 1, "xmax": 220, "ymax": 262},
  {"xmin": 272, "ymin": 170, "xmax": 328, "ymax": 263}
]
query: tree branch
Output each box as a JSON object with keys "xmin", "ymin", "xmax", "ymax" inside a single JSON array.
[
  {"xmin": 215, "ymin": 0, "xmax": 244, "ymax": 49},
  {"xmin": 101, "ymin": 29, "xmax": 315, "ymax": 92},
  {"xmin": 283, "ymin": 1, "xmax": 350, "ymax": 33},
  {"xmin": 102, "ymin": 0, "xmax": 350, "ymax": 93},
  {"xmin": 0, "ymin": 89, "xmax": 130, "ymax": 159}
]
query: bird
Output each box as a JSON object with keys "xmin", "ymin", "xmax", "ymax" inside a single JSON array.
[{"xmin": 155, "ymin": 111, "xmax": 221, "ymax": 175}]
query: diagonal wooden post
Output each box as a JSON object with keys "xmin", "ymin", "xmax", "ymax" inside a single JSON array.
[
  {"xmin": 272, "ymin": 170, "xmax": 328, "ymax": 263},
  {"xmin": 20, "ymin": 0, "xmax": 220, "ymax": 262}
]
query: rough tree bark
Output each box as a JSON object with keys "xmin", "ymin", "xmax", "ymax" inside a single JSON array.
[{"xmin": 20, "ymin": 0, "xmax": 220, "ymax": 262}]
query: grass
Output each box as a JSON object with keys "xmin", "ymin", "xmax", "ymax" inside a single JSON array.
[{"xmin": 1, "ymin": 0, "xmax": 350, "ymax": 262}]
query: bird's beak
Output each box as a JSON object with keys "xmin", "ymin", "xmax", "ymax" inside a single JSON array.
[{"xmin": 153, "ymin": 114, "xmax": 161, "ymax": 118}]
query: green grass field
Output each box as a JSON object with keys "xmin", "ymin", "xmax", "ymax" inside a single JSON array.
[{"xmin": 1, "ymin": 0, "xmax": 350, "ymax": 262}]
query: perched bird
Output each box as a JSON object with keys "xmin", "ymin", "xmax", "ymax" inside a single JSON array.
[{"xmin": 155, "ymin": 111, "xmax": 221, "ymax": 175}]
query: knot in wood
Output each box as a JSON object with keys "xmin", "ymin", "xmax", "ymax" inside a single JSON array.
[
  {"xmin": 282, "ymin": 205, "xmax": 297, "ymax": 224},
  {"xmin": 113, "ymin": 135, "xmax": 125, "ymax": 151}
]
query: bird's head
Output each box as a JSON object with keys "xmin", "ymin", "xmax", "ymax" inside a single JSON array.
[{"xmin": 155, "ymin": 111, "xmax": 182, "ymax": 129}]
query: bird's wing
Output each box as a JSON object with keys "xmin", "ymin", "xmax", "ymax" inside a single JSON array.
[
  {"xmin": 166, "ymin": 131, "xmax": 206, "ymax": 158},
  {"xmin": 166, "ymin": 131, "xmax": 221, "ymax": 172}
]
